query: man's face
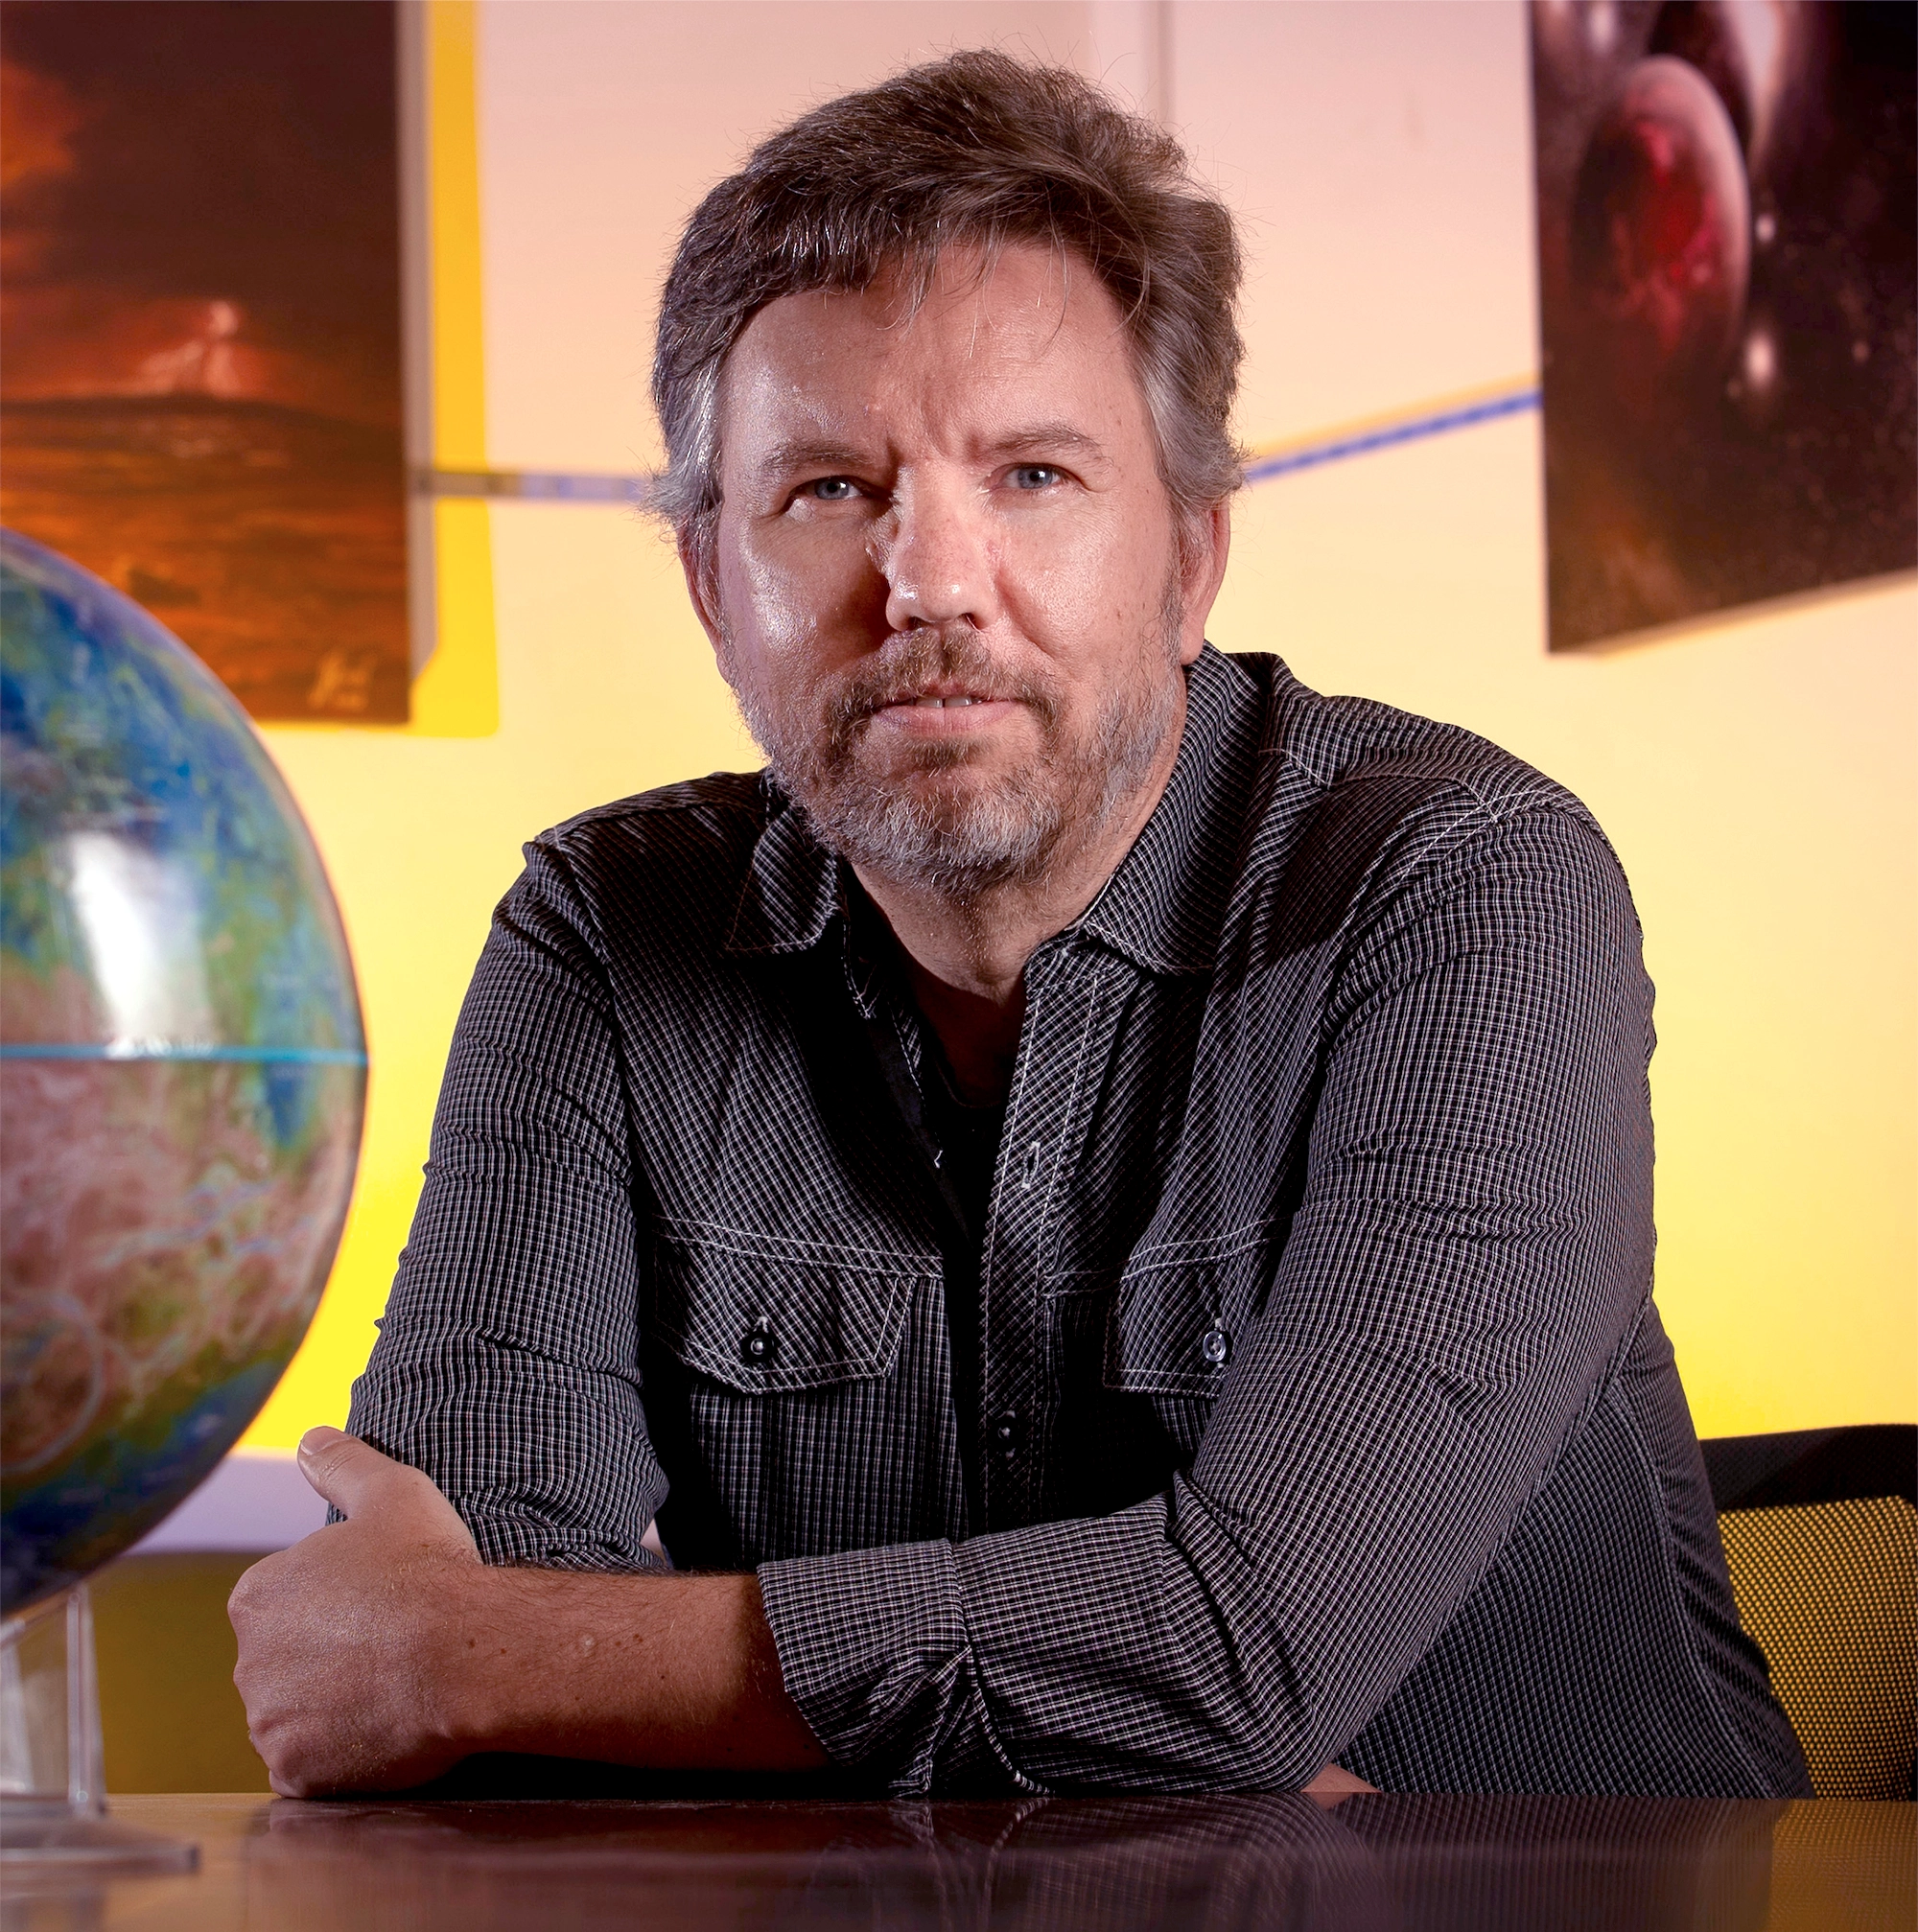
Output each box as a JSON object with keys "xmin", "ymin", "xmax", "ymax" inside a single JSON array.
[{"xmin": 690, "ymin": 244, "xmax": 1220, "ymax": 896}]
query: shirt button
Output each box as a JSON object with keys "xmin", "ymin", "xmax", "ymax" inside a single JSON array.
[
  {"xmin": 740, "ymin": 1316, "xmax": 776, "ymax": 1365},
  {"xmin": 1201, "ymin": 1326, "xmax": 1230, "ymax": 1367},
  {"xmin": 991, "ymin": 1408, "xmax": 1022, "ymax": 1455}
]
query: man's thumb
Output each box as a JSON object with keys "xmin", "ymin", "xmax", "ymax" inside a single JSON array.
[{"xmin": 297, "ymin": 1426, "xmax": 399, "ymax": 1518}]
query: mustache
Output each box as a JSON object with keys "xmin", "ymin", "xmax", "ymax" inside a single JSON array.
[{"xmin": 819, "ymin": 627, "xmax": 1056, "ymax": 738}]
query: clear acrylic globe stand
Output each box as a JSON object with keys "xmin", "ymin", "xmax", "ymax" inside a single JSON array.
[{"xmin": 0, "ymin": 1585, "xmax": 197, "ymax": 1874}]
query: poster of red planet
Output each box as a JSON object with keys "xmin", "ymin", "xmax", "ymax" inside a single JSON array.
[{"xmin": 1531, "ymin": 1, "xmax": 1915, "ymax": 650}]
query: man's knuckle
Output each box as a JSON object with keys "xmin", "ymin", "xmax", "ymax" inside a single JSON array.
[{"xmin": 228, "ymin": 1551, "xmax": 283, "ymax": 1609}]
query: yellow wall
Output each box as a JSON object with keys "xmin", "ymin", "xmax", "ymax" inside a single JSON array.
[{"xmin": 243, "ymin": 0, "xmax": 1913, "ymax": 1449}]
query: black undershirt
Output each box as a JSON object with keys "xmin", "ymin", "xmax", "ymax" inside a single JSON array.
[
  {"xmin": 918, "ymin": 1045, "xmax": 1006, "ymax": 1242},
  {"xmin": 850, "ymin": 891, "xmax": 1004, "ymax": 1528},
  {"xmin": 910, "ymin": 1043, "xmax": 1003, "ymax": 1531}
]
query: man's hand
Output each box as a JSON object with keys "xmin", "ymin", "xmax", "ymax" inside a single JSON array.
[
  {"xmin": 229, "ymin": 1428, "xmax": 485, "ymax": 1796},
  {"xmin": 230, "ymin": 1429, "xmax": 830, "ymax": 1797}
]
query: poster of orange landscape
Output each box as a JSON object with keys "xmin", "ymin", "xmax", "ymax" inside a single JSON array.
[{"xmin": 0, "ymin": 0, "xmax": 409, "ymax": 722}]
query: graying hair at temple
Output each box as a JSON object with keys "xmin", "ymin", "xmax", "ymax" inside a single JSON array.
[{"xmin": 648, "ymin": 50, "xmax": 1248, "ymax": 585}]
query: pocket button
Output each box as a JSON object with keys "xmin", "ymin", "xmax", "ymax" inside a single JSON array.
[
  {"xmin": 740, "ymin": 1315, "xmax": 776, "ymax": 1365},
  {"xmin": 1200, "ymin": 1326, "xmax": 1230, "ymax": 1367}
]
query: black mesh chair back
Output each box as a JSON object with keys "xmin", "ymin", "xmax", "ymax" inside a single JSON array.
[{"xmin": 1702, "ymin": 1425, "xmax": 1917, "ymax": 1800}]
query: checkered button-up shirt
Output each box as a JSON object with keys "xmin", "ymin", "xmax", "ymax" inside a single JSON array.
[{"xmin": 350, "ymin": 646, "xmax": 1810, "ymax": 1800}]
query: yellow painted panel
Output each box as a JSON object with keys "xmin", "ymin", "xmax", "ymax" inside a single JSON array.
[
  {"xmin": 403, "ymin": 0, "xmax": 499, "ymax": 739},
  {"xmin": 411, "ymin": 500, "xmax": 499, "ymax": 736}
]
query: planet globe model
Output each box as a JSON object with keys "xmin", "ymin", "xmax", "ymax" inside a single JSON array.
[{"xmin": 1, "ymin": 529, "xmax": 365, "ymax": 1615}]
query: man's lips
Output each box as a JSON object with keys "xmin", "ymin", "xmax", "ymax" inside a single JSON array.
[{"xmin": 865, "ymin": 689, "xmax": 1023, "ymax": 733}]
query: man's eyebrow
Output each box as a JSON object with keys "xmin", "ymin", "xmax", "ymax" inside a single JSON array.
[
  {"xmin": 980, "ymin": 422, "xmax": 1109, "ymax": 462},
  {"xmin": 751, "ymin": 440, "xmax": 871, "ymax": 484}
]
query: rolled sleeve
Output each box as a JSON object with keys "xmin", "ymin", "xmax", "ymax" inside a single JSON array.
[{"xmin": 757, "ymin": 1537, "xmax": 1003, "ymax": 1791}]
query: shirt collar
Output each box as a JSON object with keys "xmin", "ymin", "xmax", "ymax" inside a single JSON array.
[
  {"xmin": 1073, "ymin": 643, "xmax": 1269, "ymax": 977},
  {"xmin": 722, "ymin": 780, "xmax": 840, "ymax": 958},
  {"xmin": 721, "ymin": 644, "xmax": 1274, "ymax": 975}
]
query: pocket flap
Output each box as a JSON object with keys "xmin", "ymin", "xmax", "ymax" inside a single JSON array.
[
  {"xmin": 649, "ymin": 1218, "xmax": 936, "ymax": 1395},
  {"xmin": 1104, "ymin": 1223, "xmax": 1271, "ymax": 1397}
]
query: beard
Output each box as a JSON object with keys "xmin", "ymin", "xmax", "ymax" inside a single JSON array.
[{"xmin": 725, "ymin": 580, "xmax": 1185, "ymax": 899}]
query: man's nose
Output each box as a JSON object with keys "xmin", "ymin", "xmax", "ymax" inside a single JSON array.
[{"xmin": 875, "ymin": 481, "xmax": 1003, "ymax": 634}]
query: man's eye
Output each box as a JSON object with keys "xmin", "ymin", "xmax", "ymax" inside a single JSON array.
[
  {"xmin": 804, "ymin": 477, "xmax": 859, "ymax": 501},
  {"xmin": 1008, "ymin": 466, "xmax": 1063, "ymax": 491}
]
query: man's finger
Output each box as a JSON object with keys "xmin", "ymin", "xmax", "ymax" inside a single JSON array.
[
  {"xmin": 295, "ymin": 1428, "xmax": 480, "ymax": 1559},
  {"xmin": 1303, "ymin": 1762, "xmax": 1378, "ymax": 1804},
  {"xmin": 296, "ymin": 1426, "xmax": 413, "ymax": 1518}
]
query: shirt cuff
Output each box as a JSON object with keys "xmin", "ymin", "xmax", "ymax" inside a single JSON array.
[{"xmin": 758, "ymin": 1536, "xmax": 1035, "ymax": 1795}]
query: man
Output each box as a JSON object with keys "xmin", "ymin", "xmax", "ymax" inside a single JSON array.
[{"xmin": 231, "ymin": 52, "xmax": 1809, "ymax": 1802}]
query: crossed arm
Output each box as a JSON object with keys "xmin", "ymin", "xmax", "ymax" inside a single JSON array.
[{"xmin": 228, "ymin": 1427, "xmax": 1372, "ymax": 1797}]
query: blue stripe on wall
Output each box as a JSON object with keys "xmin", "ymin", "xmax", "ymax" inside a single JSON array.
[
  {"xmin": 1242, "ymin": 386, "xmax": 1542, "ymax": 484},
  {"xmin": 414, "ymin": 381, "xmax": 1545, "ymax": 506}
]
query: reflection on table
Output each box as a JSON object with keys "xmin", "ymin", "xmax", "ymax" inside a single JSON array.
[{"xmin": 4, "ymin": 1788, "xmax": 1913, "ymax": 1931}]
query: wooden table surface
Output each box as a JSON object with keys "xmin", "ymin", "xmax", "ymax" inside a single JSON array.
[{"xmin": 3, "ymin": 1791, "xmax": 1912, "ymax": 1930}]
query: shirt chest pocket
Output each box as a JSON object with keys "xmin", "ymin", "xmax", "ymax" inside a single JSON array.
[
  {"xmin": 1103, "ymin": 1223, "xmax": 1275, "ymax": 1399},
  {"xmin": 646, "ymin": 1218, "xmax": 935, "ymax": 1394}
]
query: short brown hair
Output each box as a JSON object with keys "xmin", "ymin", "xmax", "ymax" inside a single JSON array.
[{"xmin": 651, "ymin": 50, "xmax": 1245, "ymax": 580}]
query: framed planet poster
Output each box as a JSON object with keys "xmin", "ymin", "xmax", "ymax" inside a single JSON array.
[
  {"xmin": 1531, "ymin": 1, "xmax": 1916, "ymax": 650},
  {"xmin": 0, "ymin": 0, "xmax": 411, "ymax": 721}
]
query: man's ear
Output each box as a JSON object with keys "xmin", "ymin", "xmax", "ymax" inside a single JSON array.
[
  {"xmin": 677, "ymin": 526, "xmax": 732, "ymax": 678},
  {"xmin": 1176, "ymin": 500, "xmax": 1232, "ymax": 666}
]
